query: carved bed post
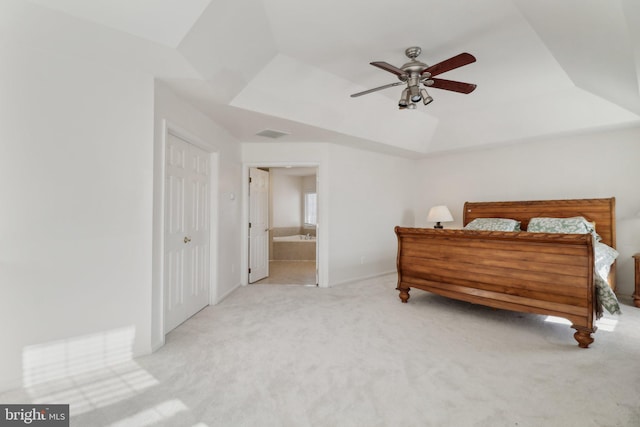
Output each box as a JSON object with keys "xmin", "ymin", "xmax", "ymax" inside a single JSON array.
[
  {"xmin": 572, "ymin": 243, "xmax": 596, "ymax": 348},
  {"xmin": 397, "ymin": 285, "xmax": 410, "ymax": 303},
  {"xmin": 394, "ymin": 226, "xmax": 410, "ymax": 303},
  {"xmin": 572, "ymin": 326, "xmax": 596, "ymax": 348}
]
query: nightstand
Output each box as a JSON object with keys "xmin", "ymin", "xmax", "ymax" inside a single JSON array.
[{"xmin": 634, "ymin": 254, "xmax": 640, "ymax": 308}]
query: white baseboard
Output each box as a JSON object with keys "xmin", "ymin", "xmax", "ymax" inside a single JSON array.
[
  {"xmin": 213, "ymin": 282, "xmax": 241, "ymax": 305},
  {"xmin": 329, "ymin": 270, "xmax": 396, "ymax": 287}
]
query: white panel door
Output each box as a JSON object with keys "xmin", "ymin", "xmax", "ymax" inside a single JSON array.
[
  {"xmin": 164, "ymin": 133, "xmax": 210, "ymax": 333},
  {"xmin": 249, "ymin": 167, "xmax": 269, "ymax": 283}
]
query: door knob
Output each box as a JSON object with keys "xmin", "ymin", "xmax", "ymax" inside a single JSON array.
[{"xmin": 184, "ymin": 236, "xmax": 191, "ymax": 244}]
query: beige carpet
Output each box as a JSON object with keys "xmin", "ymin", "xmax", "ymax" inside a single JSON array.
[{"xmin": 2, "ymin": 274, "xmax": 640, "ymax": 426}]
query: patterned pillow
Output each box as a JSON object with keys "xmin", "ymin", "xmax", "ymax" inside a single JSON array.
[
  {"xmin": 527, "ymin": 216, "xmax": 601, "ymax": 240},
  {"xmin": 464, "ymin": 218, "xmax": 521, "ymax": 231}
]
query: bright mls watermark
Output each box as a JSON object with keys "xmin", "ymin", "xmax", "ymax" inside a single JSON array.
[{"xmin": 0, "ymin": 405, "xmax": 69, "ymax": 426}]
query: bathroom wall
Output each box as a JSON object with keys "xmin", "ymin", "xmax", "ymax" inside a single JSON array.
[
  {"xmin": 271, "ymin": 169, "xmax": 304, "ymax": 229},
  {"xmin": 269, "ymin": 167, "xmax": 317, "ymax": 260},
  {"xmin": 270, "ymin": 168, "xmax": 317, "ymax": 235}
]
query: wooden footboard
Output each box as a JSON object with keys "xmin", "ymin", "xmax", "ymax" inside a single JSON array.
[{"xmin": 395, "ymin": 227, "xmax": 597, "ymax": 347}]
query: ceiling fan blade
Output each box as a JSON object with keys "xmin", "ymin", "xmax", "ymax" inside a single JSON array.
[
  {"xmin": 427, "ymin": 78, "xmax": 477, "ymax": 94},
  {"xmin": 370, "ymin": 61, "xmax": 407, "ymax": 77},
  {"xmin": 422, "ymin": 52, "xmax": 476, "ymax": 77},
  {"xmin": 350, "ymin": 81, "xmax": 405, "ymax": 98}
]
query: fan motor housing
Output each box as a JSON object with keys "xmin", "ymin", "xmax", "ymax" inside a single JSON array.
[{"xmin": 401, "ymin": 47, "xmax": 429, "ymax": 79}]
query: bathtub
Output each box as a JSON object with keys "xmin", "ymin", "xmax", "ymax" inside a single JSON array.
[
  {"xmin": 273, "ymin": 234, "xmax": 316, "ymax": 242},
  {"xmin": 272, "ymin": 234, "xmax": 316, "ymax": 260}
]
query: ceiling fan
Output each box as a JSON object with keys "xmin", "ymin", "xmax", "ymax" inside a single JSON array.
[{"xmin": 350, "ymin": 47, "xmax": 477, "ymax": 109}]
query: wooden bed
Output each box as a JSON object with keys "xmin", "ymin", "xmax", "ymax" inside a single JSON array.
[{"xmin": 395, "ymin": 198, "xmax": 616, "ymax": 348}]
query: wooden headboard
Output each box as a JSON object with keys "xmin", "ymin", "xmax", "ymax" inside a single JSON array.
[{"xmin": 463, "ymin": 197, "xmax": 616, "ymax": 248}]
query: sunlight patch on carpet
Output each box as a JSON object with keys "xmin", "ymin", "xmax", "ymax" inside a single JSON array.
[{"xmin": 544, "ymin": 315, "xmax": 618, "ymax": 332}]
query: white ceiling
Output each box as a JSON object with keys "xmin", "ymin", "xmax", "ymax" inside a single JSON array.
[
  {"xmin": 13, "ymin": 0, "xmax": 640, "ymax": 156},
  {"xmin": 24, "ymin": 0, "xmax": 212, "ymax": 48}
]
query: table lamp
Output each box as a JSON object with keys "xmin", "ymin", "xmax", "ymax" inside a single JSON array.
[{"xmin": 427, "ymin": 205, "xmax": 453, "ymax": 229}]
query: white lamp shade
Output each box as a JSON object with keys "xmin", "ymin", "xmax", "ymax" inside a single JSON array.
[{"xmin": 427, "ymin": 205, "xmax": 453, "ymax": 223}]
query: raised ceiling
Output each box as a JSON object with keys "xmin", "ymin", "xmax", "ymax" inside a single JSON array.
[{"xmin": 12, "ymin": 0, "xmax": 640, "ymax": 156}]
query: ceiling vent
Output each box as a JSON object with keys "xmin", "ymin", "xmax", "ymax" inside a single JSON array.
[{"xmin": 256, "ymin": 129, "xmax": 290, "ymax": 139}]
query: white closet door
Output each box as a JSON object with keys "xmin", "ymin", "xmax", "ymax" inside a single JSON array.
[{"xmin": 164, "ymin": 133, "xmax": 210, "ymax": 333}]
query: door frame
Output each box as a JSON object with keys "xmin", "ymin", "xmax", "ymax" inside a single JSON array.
[
  {"xmin": 152, "ymin": 120, "xmax": 219, "ymax": 350},
  {"xmin": 241, "ymin": 161, "xmax": 327, "ymax": 288}
]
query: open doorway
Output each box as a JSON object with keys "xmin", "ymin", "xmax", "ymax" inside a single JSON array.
[{"xmin": 249, "ymin": 166, "xmax": 318, "ymax": 285}]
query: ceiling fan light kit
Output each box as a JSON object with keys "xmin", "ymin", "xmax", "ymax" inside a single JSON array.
[
  {"xmin": 398, "ymin": 88, "xmax": 409, "ymax": 108},
  {"xmin": 351, "ymin": 46, "xmax": 477, "ymax": 109}
]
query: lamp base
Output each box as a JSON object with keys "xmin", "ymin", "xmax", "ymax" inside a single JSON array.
[{"xmin": 434, "ymin": 222, "xmax": 443, "ymax": 229}]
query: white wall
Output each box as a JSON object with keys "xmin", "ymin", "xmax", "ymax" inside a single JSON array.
[
  {"xmin": 415, "ymin": 125, "xmax": 640, "ymax": 297},
  {"xmin": 152, "ymin": 82, "xmax": 243, "ymax": 350},
  {"xmin": 0, "ymin": 39, "xmax": 155, "ymax": 391},
  {"xmin": 242, "ymin": 142, "xmax": 416, "ymax": 286},
  {"xmin": 326, "ymin": 144, "xmax": 417, "ymax": 284}
]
